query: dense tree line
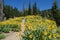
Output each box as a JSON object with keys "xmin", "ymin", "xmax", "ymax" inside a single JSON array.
[
  {"xmin": 51, "ymin": 0, "xmax": 60, "ymax": 26},
  {"xmin": 3, "ymin": 5, "xmax": 21, "ymax": 19},
  {"xmin": 3, "ymin": 0, "xmax": 60, "ymax": 26}
]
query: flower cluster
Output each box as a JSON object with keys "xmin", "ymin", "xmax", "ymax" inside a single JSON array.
[
  {"xmin": 22, "ymin": 15, "xmax": 60, "ymax": 40},
  {"xmin": 0, "ymin": 15, "xmax": 60, "ymax": 40}
]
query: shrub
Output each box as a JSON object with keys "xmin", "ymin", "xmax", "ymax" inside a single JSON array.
[
  {"xmin": 0, "ymin": 33, "xmax": 5, "ymax": 40},
  {"xmin": 22, "ymin": 27, "xmax": 60, "ymax": 40},
  {"xmin": 22, "ymin": 29, "xmax": 44, "ymax": 40},
  {"xmin": 11, "ymin": 25, "xmax": 20, "ymax": 32},
  {"xmin": 2, "ymin": 26, "xmax": 10, "ymax": 33},
  {"xmin": 0, "ymin": 26, "xmax": 2, "ymax": 32},
  {"xmin": 0, "ymin": 25, "xmax": 4, "ymax": 33},
  {"xmin": 56, "ymin": 27, "xmax": 60, "ymax": 33}
]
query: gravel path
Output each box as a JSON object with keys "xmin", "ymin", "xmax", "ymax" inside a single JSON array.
[{"xmin": 2, "ymin": 32, "xmax": 20, "ymax": 40}]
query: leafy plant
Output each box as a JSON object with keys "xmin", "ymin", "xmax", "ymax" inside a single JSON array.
[
  {"xmin": 0, "ymin": 26, "xmax": 2, "ymax": 32},
  {"xmin": 22, "ymin": 28, "xmax": 44, "ymax": 40},
  {"xmin": 0, "ymin": 34, "xmax": 5, "ymax": 40},
  {"xmin": 12, "ymin": 25, "xmax": 20, "ymax": 32},
  {"xmin": 2, "ymin": 25, "xmax": 10, "ymax": 33},
  {"xmin": 56, "ymin": 27, "xmax": 60, "ymax": 33}
]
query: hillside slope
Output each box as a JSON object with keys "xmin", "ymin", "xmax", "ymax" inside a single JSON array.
[{"xmin": 0, "ymin": 15, "xmax": 60, "ymax": 40}]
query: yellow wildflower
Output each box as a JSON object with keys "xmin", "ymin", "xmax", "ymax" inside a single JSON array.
[
  {"xmin": 29, "ymin": 34, "xmax": 32, "ymax": 39},
  {"xmin": 57, "ymin": 34, "xmax": 60, "ymax": 37},
  {"xmin": 48, "ymin": 35, "xmax": 52, "ymax": 39},
  {"xmin": 45, "ymin": 19, "xmax": 51, "ymax": 23},
  {"xmin": 53, "ymin": 34, "xmax": 57, "ymax": 38},
  {"xmin": 43, "ymin": 31, "xmax": 48, "ymax": 35}
]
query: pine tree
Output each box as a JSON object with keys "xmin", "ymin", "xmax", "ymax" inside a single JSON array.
[
  {"xmin": 52, "ymin": 0, "xmax": 58, "ymax": 19},
  {"xmin": 28, "ymin": 0, "xmax": 32, "ymax": 15},
  {"xmin": 33, "ymin": 1, "xmax": 37, "ymax": 15},
  {"xmin": 51, "ymin": 0, "xmax": 60, "ymax": 26},
  {"xmin": 22, "ymin": 2, "xmax": 25, "ymax": 16}
]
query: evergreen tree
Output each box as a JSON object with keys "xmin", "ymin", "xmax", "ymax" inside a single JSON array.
[
  {"xmin": 3, "ymin": 5, "xmax": 21, "ymax": 19},
  {"xmin": 33, "ymin": 1, "xmax": 37, "ymax": 15},
  {"xmin": 52, "ymin": 0, "xmax": 58, "ymax": 19},
  {"xmin": 51, "ymin": 0, "xmax": 60, "ymax": 26},
  {"xmin": 28, "ymin": 0, "xmax": 32, "ymax": 15},
  {"xmin": 22, "ymin": 2, "xmax": 25, "ymax": 16}
]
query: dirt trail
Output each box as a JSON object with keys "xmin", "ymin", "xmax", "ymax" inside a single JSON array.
[
  {"xmin": 2, "ymin": 19, "xmax": 26, "ymax": 40},
  {"xmin": 2, "ymin": 32, "xmax": 20, "ymax": 40}
]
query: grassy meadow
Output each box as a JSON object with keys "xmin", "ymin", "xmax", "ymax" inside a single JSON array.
[{"xmin": 0, "ymin": 15, "xmax": 60, "ymax": 40}]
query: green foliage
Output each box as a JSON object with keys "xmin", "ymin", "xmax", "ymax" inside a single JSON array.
[
  {"xmin": 0, "ymin": 24, "xmax": 20, "ymax": 32},
  {"xmin": 56, "ymin": 27, "xmax": 60, "ymax": 33},
  {"xmin": 0, "ymin": 33, "xmax": 5, "ymax": 40},
  {"xmin": 3, "ymin": 5, "xmax": 21, "ymax": 19},
  {"xmin": 0, "ymin": 25, "xmax": 4, "ymax": 33},
  {"xmin": 11, "ymin": 25, "xmax": 20, "ymax": 32},
  {"xmin": 0, "ymin": 26, "xmax": 2, "ymax": 32},
  {"xmin": 0, "ymin": 24, "xmax": 11, "ymax": 33},
  {"xmin": 51, "ymin": 0, "xmax": 60, "ymax": 26},
  {"xmin": 22, "ymin": 28, "xmax": 44, "ymax": 40},
  {"xmin": 2, "ymin": 26, "xmax": 10, "ymax": 33},
  {"xmin": 22, "ymin": 27, "xmax": 60, "ymax": 40}
]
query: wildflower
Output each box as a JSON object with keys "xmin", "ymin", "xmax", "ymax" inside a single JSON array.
[
  {"xmin": 53, "ymin": 34, "xmax": 57, "ymax": 38},
  {"xmin": 47, "ymin": 27, "xmax": 52, "ymax": 30},
  {"xmin": 29, "ymin": 34, "xmax": 32, "ymax": 39},
  {"xmin": 46, "ymin": 19, "xmax": 51, "ymax": 23},
  {"xmin": 48, "ymin": 35, "xmax": 52, "ymax": 39},
  {"xmin": 57, "ymin": 34, "xmax": 60, "ymax": 37},
  {"xmin": 43, "ymin": 31, "xmax": 48, "ymax": 35}
]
